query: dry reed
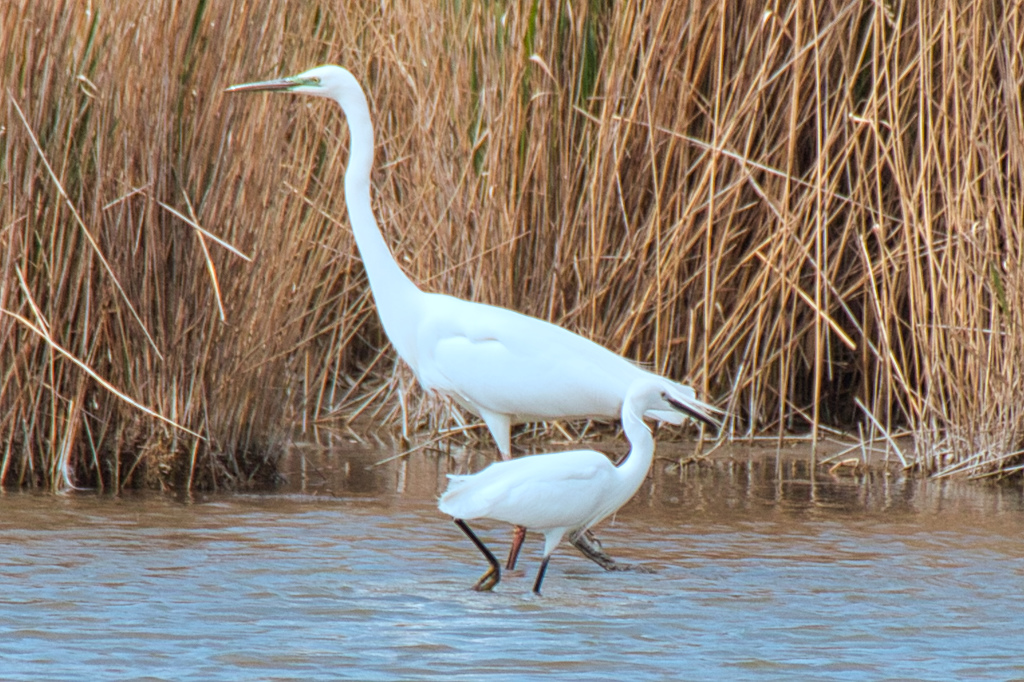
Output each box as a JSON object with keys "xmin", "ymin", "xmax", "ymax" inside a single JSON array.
[{"xmin": 2, "ymin": 0, "xmax": 1022, "ymax": 489}]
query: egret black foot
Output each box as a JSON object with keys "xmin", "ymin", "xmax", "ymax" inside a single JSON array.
[
  {"xmin": 568, "ymin": 529, "xmax": 652, "ymax": 572},
  {"xmin": 472, "ymin": 566, "xmax": 500, "ymax": 592}
]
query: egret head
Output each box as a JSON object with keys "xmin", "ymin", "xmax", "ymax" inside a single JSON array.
[
  {"xmin": 625, "ymin": 377, "xmax": 711, "ymax": 427},
  {"xmin": 226, "ymin": 64, "xmax": 360, "ymax": 101}
]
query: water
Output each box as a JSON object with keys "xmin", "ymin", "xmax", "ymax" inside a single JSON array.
[{"xmin": 2, "ymin": 445, "xmax": 1023, "ymax": 680}]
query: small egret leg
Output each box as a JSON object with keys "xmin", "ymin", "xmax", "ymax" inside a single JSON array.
[
  {"xmin": 532, "ymin": 555, "xmax": 552, "ymax": 595},
  {"xmin": 569, "ymin": 529, "xmax": 652, "ymax": 572},
  {"xmin": 568, "ymin": 529, "xmax": 621, "ymax": 570},
  {"xmin": 455, "ymin": 519, "xmax": 501, "ymax": 591},
  {"xmin": 506, "ymin": 525, "xmax": 527, "ymax": 570}
]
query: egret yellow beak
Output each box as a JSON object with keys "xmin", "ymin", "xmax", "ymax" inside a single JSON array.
[{"xmin": 225, "ymin": 75, "xmax": 320, "ymax": 93}]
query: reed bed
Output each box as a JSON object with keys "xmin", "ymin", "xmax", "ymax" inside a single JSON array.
[{"xmin": 2, "ymin": 0, "xmax": 1022, "ymax": 489}]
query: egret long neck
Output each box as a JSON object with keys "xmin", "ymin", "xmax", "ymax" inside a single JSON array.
[
  {"xmin": 336, "ymin": 84, "xmax": 422, "ymax": 363},
  {"xmin": 615, "ymin": 406, "xmax": 656, "ymax": 501}
]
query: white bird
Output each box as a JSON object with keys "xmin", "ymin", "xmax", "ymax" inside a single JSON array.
[
  {"xmin": 439, "ymin": 377, "xmax": 686, "ymax": 594},
  {"xmin": 227, "ymin": 65, "xmax": 719, "ymax": 568}
]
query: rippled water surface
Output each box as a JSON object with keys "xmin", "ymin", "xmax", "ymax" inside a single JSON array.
[{"xmin": 2, "ymin": 445, "xmax": 1023, "ymax": 680}]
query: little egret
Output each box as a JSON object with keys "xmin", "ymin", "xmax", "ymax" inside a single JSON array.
[
  {"xmin": 227, "ymin": 65, "xmax": 719, "ymax": 569},
  {"xmin": 439, "ymin": 378, "xmax": 686, "ymax": 594}
]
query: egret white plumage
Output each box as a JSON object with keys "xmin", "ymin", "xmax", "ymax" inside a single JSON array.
[
  {"xmin": 227, "ymin": 65, "xmax": 719, "ymax": 568},
  {"xmin": 440, "ymin": 378, "xmax": 686, "ymax": 594}
]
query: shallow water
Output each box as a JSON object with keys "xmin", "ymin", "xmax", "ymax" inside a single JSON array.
[{"xmin": 2, "ymin": 445, "xmax": 1023, "ymax": 680}]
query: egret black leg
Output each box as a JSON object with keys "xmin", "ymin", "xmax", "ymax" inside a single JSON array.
[
  {"xmin": 455, "ymin": 519, "xmax": 501, "ymax": 591},
  {"xmin": 506, "ymin": 525, "xmax": 527, "ymax": 570},
  {"xmin": 532, "ymin": 555, "xmax": 552, "ymax": 595}
]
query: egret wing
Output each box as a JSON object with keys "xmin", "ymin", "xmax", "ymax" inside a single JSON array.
[{"xmin": 419, "ymin": 297, "xmax": 631, "ymax": 421}]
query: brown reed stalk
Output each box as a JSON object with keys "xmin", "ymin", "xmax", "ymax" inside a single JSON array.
[{"xmin": 1, "ymin": 0, "xmax": 1022, "ymax": 489}]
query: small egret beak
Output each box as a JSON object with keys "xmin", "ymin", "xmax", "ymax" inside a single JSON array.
[
  {"xmin": 667, "ymin": 395, "xmax": 720, "ymax": 429},
  {"xmin": 225, "ymin": 75, "xmax": 319, "ymax": 93}
]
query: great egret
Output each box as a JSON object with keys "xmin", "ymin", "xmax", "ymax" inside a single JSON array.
[
  {"xmin": 439, "ymin": 378, "xmax": 686, "ymax": 594},
  {"xmin": 227, "ymin": 65, "xmax": 719, "ymax": 568}
]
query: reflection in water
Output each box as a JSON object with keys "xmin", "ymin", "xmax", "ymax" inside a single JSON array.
[{"xmin": 1, "ymin": 444, "xmax": 1022, "ymax": 681}]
